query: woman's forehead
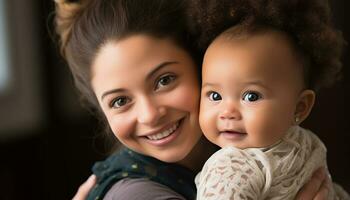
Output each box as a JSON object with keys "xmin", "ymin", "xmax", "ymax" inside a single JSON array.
[{"xmin": 90, "ymin": 35, "xmax": 196, "ymax": 94}]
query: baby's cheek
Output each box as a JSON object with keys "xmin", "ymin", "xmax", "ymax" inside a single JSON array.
[
  {"xmin": 244, "ymin": 110, "xmax": 276, "ymax": 146},
  {"xmin": 198, "ymin": 99, "xmax": 206, "ymax": 123},
  {"xmin": 199, "ymin": 105, "xmax": 216, "ymax": 136},
  {"xmin": 198, "ymin": 109, "xmax": 207, "ymax": 132},
  {"xmin": 249, "ymin": 110, "xmax": 289, "ymax": 146}
]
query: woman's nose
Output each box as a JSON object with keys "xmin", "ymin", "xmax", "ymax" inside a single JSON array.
[{"xmin": 137, "ymin": 97, "xmax": 166, "ymax": 126}]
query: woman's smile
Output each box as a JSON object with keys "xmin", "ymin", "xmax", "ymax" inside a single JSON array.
[
  {"xmin": 142, "ymin": 118, "xmax": 181, "ymax": 140},
  {"xmin": 91, "ymin": 35, "xmax": 202, "ymax": 162},
  {"xmin": 141, "ymin": 117, "xmax": 184, "ymax": 146}
]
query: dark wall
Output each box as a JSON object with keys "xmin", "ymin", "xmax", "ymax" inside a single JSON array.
[
  {"xmin": 304, "ymin": 0, "xmax": 350, "ymax": 191},
  {"xmin": 0, "ymin": 1, "xmax": 349, "ymax": 199},
  {"xmin": 0, "ymin": 1, "xmax": 105, "ymax": 200}
]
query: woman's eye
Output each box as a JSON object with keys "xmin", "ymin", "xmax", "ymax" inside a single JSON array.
[
  {"xmin": 208, "ymin": 91, "xmax": 222, "ymax": 101},
  {"xmin": 155, "ymin": 74, "xmax": 176, "ymax": 90},
  {"xmin": 242, "ymin": 91, "xmax": 261, "ymax": 102},
  {"xmin": 111, "ymin": 96, "xmax": 130, "ymax": 108}
]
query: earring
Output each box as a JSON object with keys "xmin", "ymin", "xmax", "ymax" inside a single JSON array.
[{"xmin": 295, "ymin": 116, "xmax": 300, "ymax": 124}]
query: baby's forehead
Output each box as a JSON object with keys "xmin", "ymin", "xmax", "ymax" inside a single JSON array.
[
  {"xmin": 213, "ymin": 28, "xmax": 294, "ymax": 48},
  {"xmin": 206, "ymin": 32, "xmax": 301, "ymax": 67},
  {"xmin": 224, "ymin": 29, "xmax": 304, "ymax": 64},
  {"xmin": 202, "ymin": 31, "xmax": 305, "ymax": 87}
]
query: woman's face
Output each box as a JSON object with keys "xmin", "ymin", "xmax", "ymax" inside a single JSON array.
[{"xmin": 91, "ymin": 35, "xmax": 202, "ymax": 163}]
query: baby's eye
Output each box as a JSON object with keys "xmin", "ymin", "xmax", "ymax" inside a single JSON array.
[
  {"xmin": 155, "ymin": 74, "xmax": 176, "ymax": 90},
  {"xmin": 111, "ymin": 96, "xmax": 131, "ymax": 108},
  {"xmin": 242, "ymin": 91, "xmax": 262, "ymax": 102},
  {"xmin": 208, "ymin": 91, "xmax": 222, "ymax": 101}
]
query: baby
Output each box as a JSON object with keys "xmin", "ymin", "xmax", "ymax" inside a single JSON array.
[{"xmin": 192, "ymin": 1, "xmax": 349, "ymax": 199}]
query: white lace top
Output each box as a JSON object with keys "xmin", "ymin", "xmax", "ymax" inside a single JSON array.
[{"xmin": 195, "ymin": 126, "xmax": 349, "ymax": 200}]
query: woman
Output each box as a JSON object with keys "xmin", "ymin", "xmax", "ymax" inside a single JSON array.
[{"xmin": 54, "ymin": 0, "xmax": 331, "ymax": 199}]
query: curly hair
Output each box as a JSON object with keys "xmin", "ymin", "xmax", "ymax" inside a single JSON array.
[{"xmin": 188, "ymin": 0, "xmax": 345, "ymax": 91}]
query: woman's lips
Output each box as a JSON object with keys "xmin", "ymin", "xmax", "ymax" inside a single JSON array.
[
  {"xmin": 146, "ymin": 122, "xmax": 179, "ymax": 140},
  {"xmin": 143, "ymin": 118, "xmax": 184, "ymax": 146}
]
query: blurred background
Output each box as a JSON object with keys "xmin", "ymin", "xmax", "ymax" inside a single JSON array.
[{"xmin": 0, "ymin": 0, "xmax": 349, "ymax": 199}]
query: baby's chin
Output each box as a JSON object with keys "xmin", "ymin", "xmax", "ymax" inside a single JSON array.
[
  {"xmin": 209, "ymin": 133, "xmax": 249, "ymax": 149},
  {"xmin": 213, "ymin": 138, "xmax": 278, "ymax": 150}
]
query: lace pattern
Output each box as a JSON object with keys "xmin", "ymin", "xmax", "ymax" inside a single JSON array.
[{"xmin": 195, "ymin": 126, "xmax": 349, "ymax": 200}]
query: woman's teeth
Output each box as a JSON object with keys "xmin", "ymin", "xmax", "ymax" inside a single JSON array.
[{"xmin": 147, "ymin": 122, "xmax": 179, "ymax": 140}]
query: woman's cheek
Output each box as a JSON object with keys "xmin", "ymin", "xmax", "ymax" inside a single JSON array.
[
  {"xmin": 108, "ymin": 113, "xmax": 134, "ymax": 141},
  {"xmin": 170, "ymin": 83, "xmax": 200, "ymax": 113}
]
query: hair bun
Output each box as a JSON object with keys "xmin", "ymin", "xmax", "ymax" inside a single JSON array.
[
  {"xmin": 54, "ymin": 0, "xmax": 66, "ymax": 3},
  {"xmin": 54, "ymin": 0, "xmax": 88, "ymax": 57}
]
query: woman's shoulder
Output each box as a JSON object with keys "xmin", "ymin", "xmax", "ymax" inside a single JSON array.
[
  {"xmin": 89, "ymin": 148, "xmax": 196, "ymax": 200},
  {"xmin": 103, "ymin": 178, "xmax": 186, "ymax": 200}
]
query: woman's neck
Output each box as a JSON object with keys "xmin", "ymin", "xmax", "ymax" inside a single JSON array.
[{"xmin": 177, "ymin": 136, "xmax": 218, "ymax": 173}]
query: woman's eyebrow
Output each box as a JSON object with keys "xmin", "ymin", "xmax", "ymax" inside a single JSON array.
[
  {"xmin": 101, "ymin": 88, "xmax": 126, "ymax": 101},
  {"xmin": 145, "ymin": 61, "xmax": 178, "ymax": 81},
  {"xmin": 101, "ymin": 61, "xmax": 179, "ymax": 101}
]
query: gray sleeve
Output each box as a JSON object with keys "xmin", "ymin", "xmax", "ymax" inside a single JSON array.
[{"xmin": 103, "ymin": 178, "xmax": 187, "ymax": 200}]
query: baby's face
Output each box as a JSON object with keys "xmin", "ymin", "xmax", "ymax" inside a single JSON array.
[{"xmin": 199, "ymin": 31, "xmax": 305, "ymax": 149}]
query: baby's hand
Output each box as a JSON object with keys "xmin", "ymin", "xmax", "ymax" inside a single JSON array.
[{"xmin": 72, "ymin": 175, "xmax": 97, "ymax": 200}]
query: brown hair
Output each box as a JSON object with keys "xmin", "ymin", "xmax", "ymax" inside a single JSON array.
[
  {"xmin": 189, "ymin": 0, "xmax": 345, "ymax": 91},
  {"xmin": 54, "ymin": 0, "xmax": 197, "ymax": 109},
  {"xmin": 54, "ymin": 0, "xmax": 198, "ymax": 147}
]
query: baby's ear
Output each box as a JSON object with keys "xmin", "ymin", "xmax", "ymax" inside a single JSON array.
[{"xmin": 294, "ymin": 90, "xmax": 315, "ymax": 125}]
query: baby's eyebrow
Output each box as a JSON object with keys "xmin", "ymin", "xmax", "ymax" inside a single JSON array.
[
  {"xmin": 201, "ymin": 83, "xmax": 219, "ymax": 88},
  {"xmin": 242, "ymin": 80, "xmax": 271, "ymax": 90}
]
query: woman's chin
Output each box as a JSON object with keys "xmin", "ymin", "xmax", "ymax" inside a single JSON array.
[{"xmin": 154, "ymin": 149, "xmax": 189, "ymax": 163}]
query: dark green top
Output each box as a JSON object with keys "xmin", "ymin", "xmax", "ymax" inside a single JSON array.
[{"xmin": 87, "ymin": 148, "xmax": 196, "ymax": 200}]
